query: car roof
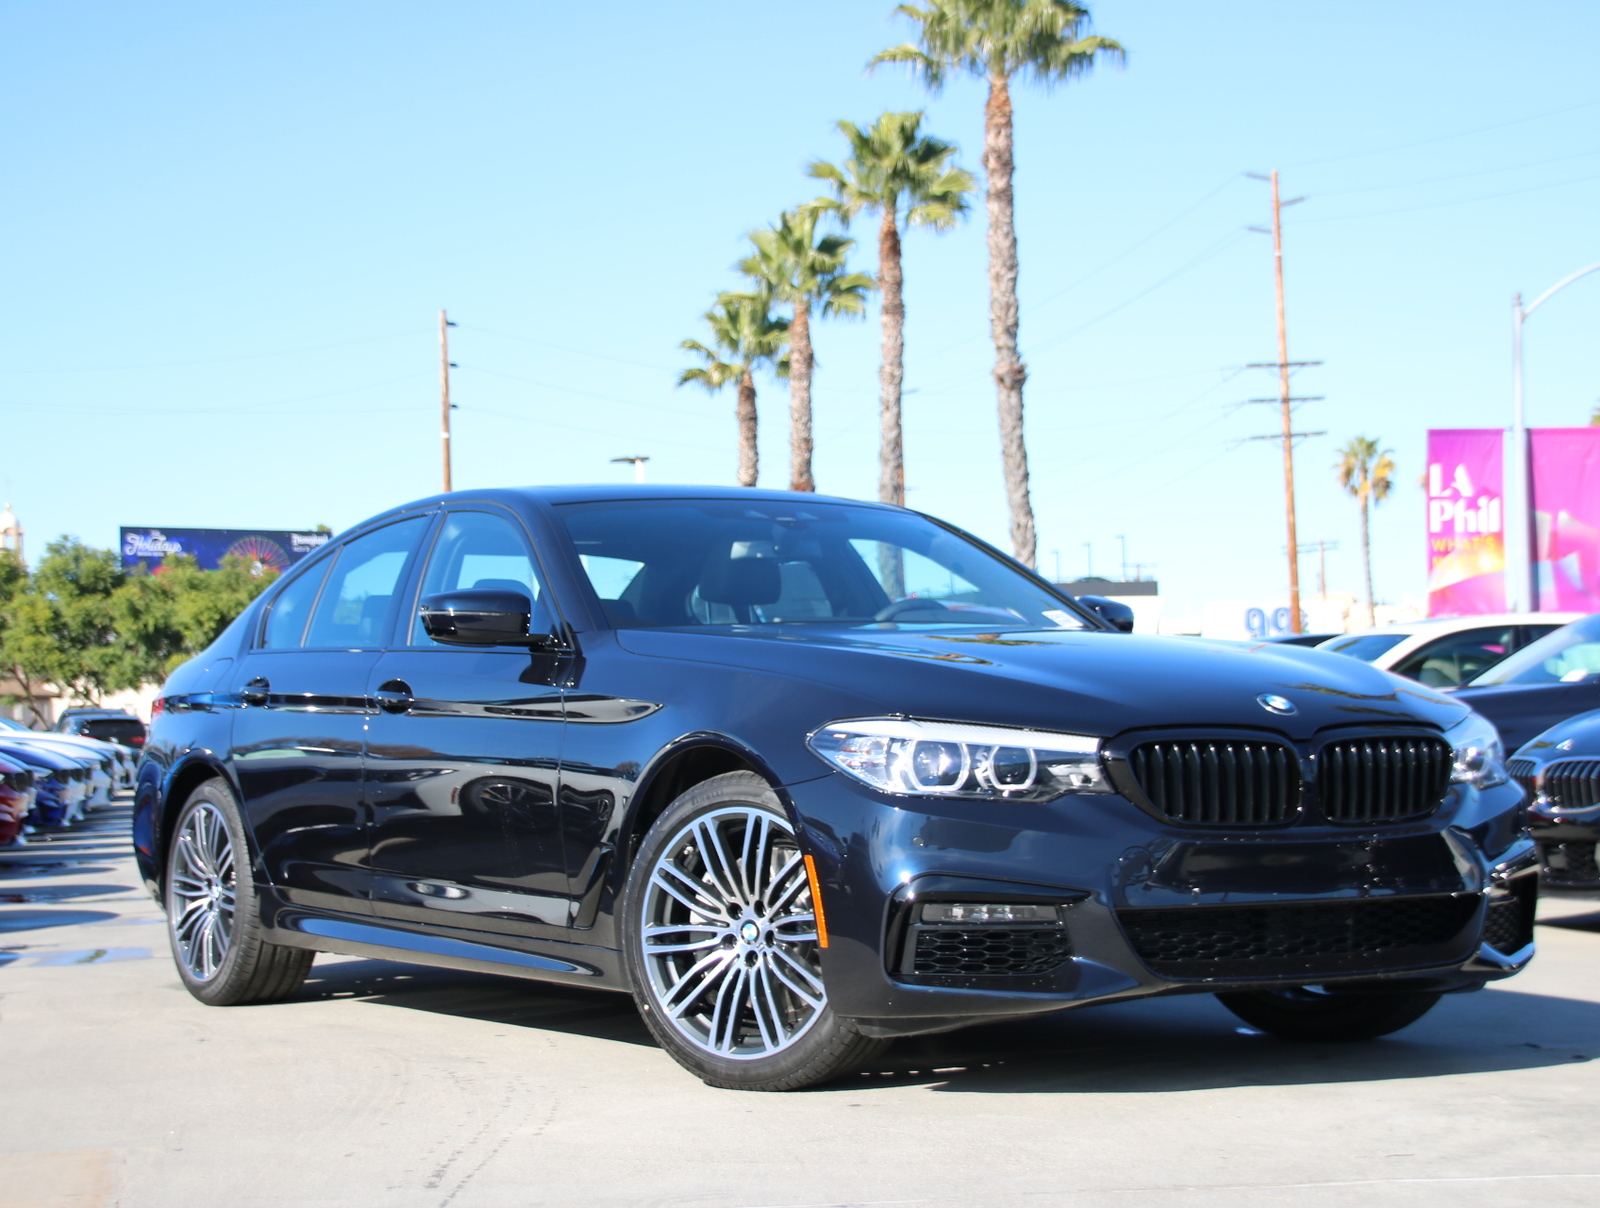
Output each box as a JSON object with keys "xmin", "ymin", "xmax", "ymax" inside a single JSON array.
[
  {"xmin": 377, "ymin": 484, "xmax": 900, "ymax": 520},
  {"xmin": 1326, "ymin": 613, "xmax": 1584, "ymax": 640}
]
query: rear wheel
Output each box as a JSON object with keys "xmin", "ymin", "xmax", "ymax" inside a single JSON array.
[
  {"xmin": 165, "ymin": 779, "xmax": 312, "ymax": 1005},
  {"xmin": 1216, "ymin": 986, "xmax": 1441, "ymax": 1041},
  {"xmin": 621, "ymin": 771, "xmax": 885, "ymax": 1091}
]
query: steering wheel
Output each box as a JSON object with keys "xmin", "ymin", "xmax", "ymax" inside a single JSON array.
[{"xmin": 874, "ymin": 597, "xmax": 954, "ymax": 622}]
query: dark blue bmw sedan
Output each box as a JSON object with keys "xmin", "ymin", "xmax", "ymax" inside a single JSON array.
[{"xmin": 135, "ymin": 486, "xmax": 1536, "ymax": 1090}]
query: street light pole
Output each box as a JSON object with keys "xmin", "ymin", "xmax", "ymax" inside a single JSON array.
[{"xmin": 1508, "ymin": 262, "xmax": 1600, "ymax": 613}]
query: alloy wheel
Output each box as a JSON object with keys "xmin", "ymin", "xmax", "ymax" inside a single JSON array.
[
  {"xmin": 168, "ymin": 802, "xmax": 237, "ymax": 981},
  {"xmin": 640, "ymin": 806, "xmax": 825, "ymax": 1060}
]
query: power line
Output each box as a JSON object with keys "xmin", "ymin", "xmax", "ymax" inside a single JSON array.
[
  {"xmin": 1314, "ymin": 144, "xmax": 1600, "ymax": 197},
  {"xmin": 1286, "ymin": 96, "xmax": 1600, "ymax": 169},
  {"xmin": 1306, "ymin": 170, "xmax": 1600, "ymax": 223},
  {"xmin": 458, "ymin": 364, "xmax": 708, "ymax": 418},
  {"xmin": 0, "ymin": 330, "xmax": 416, "ymax": 374},
  {"xmin": 455, "ymin": 323, "xmax": 679, "ymax": 373}
]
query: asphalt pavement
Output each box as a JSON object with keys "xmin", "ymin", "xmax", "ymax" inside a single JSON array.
[{"xmin": 3, "ymin": 799, "xmax": 1599, "ymax": 1208}]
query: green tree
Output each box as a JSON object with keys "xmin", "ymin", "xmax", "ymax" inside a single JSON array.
[
  {"xmin": 1335, "ymin": 437, "xmax": 1395, "ymax": 627},
  {"xmin": 810, "ymin": 111, "xmax": 974, "ymax": 508},
  {"xmin": 872, "ymin": 0, "xmax": 1123, "ymax": 565},
  {"xmin": 2, "ymin": 537, "xmax": 125, "ymax": 706},
  {"xmin": 739, "ymin": 206, "xmax": 873, "ymax": 493},
  {"xmin": 679, "ymin": 292, "xmax": 790, "ymax": 487}
]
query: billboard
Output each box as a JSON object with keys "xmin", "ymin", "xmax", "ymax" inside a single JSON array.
[
  {"xmin": 1426, "ymin": 427, "xmax": 1600, "ymax": 616},
  {"xmin": 1530, "ymin": 428, "xmax": 1600, "ymax": 611},
  {"xmin": 1425, "ymin": 429, "xmax": 1505, "ymax": 616},
  {"xmin": 120, "ymin": 527, "xmax": 330, "ymax": 575}
]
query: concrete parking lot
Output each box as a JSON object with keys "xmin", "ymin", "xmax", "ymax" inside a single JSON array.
[{"xmin": 3, "ymin": 801, "xmax": 1599, "ymax": 1208}]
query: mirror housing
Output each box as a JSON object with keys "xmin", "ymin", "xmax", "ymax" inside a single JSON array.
[
  {"xmin": 419, "ymin": 589, "xmax": 556, "ymax": 649},
  {"xmin": 1076, "ymin": 594, "xmax": 1135, "ymax": 633}
]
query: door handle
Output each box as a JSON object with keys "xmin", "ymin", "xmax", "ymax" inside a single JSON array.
[
  {"xmin": 241, "ymin": 676, "xmax": 270, "ymax": 707},
  {"xmin": 374, "ymin": 679, "xmax": 414, "ymax": 715}
]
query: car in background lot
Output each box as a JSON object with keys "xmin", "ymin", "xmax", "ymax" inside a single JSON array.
[
  {"xmin": 0, "ymin": 717, "xmax": 136, "ymax": 789},
  {"xmin": 1317, "ymin": 613, "xmax": 1580, "ymax": 688},
  {"xmin": 1455, "ymin": 614, "xmax": 1600, "ymax": 756},
  {"xmin": 54, "ymin": 708, "xmax": 147, "ymax": 749},
  {"xmin": 1507, "ymin": 710, "xmax": 1600, "ymax": 891}
]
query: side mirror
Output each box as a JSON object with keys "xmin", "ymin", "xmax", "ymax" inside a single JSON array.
[
  {"xmin": 419, "ymin": 589, "xmax": 555, "ymax": 649},
  {"xmin": 1077, "ymin": 594, "xmax": 1135, "ymax": 633}
]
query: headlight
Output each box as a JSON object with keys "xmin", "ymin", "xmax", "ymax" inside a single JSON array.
[
  {"xmin": 1447, "ymin": 711, "xmax": 1508, "ymax": 789},
  {"xmin": 807, "ymin": 717, "xmax": 1109, "ymax": 801}
]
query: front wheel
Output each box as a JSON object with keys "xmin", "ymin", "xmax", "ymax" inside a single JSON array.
[
  {"xmin": 1216, "ymin": 986, "xmax": 1442, "ymax": 1041},
  {"xmin": 620, "ymin": 771, "xmax": 885, "ymax": 1091},
  {"xmin": 164, "ymin": 779, "xmax": 313, "ymax": 1006}
]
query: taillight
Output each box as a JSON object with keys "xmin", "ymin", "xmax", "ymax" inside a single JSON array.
[
  {"xmin": 130, "ymin": 736, "xmax": 145, "ymax": 746},
  {"xmin": 151, "ymin": 698, "xmax": 165, "ymax": 719}
]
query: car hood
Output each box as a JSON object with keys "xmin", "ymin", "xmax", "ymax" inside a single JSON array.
[{"xmin": 614, "ymin": 626, "xmax": 1470, "ymax": 739}]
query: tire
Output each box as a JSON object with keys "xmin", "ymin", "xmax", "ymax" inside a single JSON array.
[
  {"xmin": 620, "ymin": 771, "xmax": 886, "ymax": 1091},
  {"xmin": 1215, "ymin": 986, "xmax": 1442, "ymax": 1041},
  {"xmin": 164, "ymin": 779, "xmax": 313, "ymax": 1006}
]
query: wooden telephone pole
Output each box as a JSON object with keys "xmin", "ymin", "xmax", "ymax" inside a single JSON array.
[
  {"xmin": 439, "ymin": 309, "xmax": 457, "ymax": 492},
  {"xmin": 1245, "ymin": 171, "xmax": 1324, "ymax": 635}
]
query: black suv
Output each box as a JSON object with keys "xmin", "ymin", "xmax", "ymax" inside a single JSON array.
[
  {"xmin": 134, "ymin": 487, "xmax": 1535, "ymax": 1090},
  {"xmin": 57, "ymin": 708, "xmax": 147, "ymax": 749}
]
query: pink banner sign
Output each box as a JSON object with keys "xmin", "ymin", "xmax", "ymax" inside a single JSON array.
[
  {"xmin": 1530, "ymin": 428, "xmax": 1600, "ymax": 611},
  {"xmin": 1426, "ymin": 429, "xmax": 1505, "ymax": 616}
]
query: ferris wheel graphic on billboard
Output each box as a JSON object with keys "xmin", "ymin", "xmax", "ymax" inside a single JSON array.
[{"xmin": 222, "ymin": 535, "xmax": 291, "ymax": 574}]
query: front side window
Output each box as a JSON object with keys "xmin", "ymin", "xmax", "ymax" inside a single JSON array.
[
  {"xmin": 558, "ymin": 499, "xmax": 1092, "ymax": 631},
  {"xmin": 1468, "ymin": 615, "xmax": 1600, "ymax": 686},
  {"xmin": 412, "ymin": 510, "xmax": 551, "ymax": 646},
  {"xmin": 304, "ymin": 518, "xmax": 428, "ymax": 649},
  {"xmin": 261, "ymin": 560, "xmax": 332, "ymax": 649}
]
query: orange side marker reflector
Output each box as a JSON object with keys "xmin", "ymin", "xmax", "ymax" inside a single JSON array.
[{"xmin": 802, "ymin": 854, "xmax": 830, "ymax": 949}]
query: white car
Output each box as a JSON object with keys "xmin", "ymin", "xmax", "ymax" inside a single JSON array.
[{"xmin": 1316, "ymin": 612, "xmax": 1583, "ymax": 688}]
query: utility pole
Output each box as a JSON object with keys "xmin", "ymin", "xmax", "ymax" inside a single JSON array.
[
  {"xmin": 1117, "ymin": 534, "xmax": 1128, "ymax": 582},
  {"xmin": 610, "ymin": 456, "xmax": 650, "ymax": 483},
  {"xmin": 1082, "ymin": 542, "xmax": 1093, "ymax": 578},
  {"xmin": 1245, "ymin": 170, "xmax": 1323, "ymax": 635},
  {"xmin": 439, "ymin": 309, "xmax": 457, "ymax": 492}
]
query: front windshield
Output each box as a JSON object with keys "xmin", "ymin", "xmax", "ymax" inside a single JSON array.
[
  {"xmin": 1318, "ymin": 633, "xmax": 1408, "ymax": 662},
  {"xmin": 557, "ymin": 499, "xmax": 1094, "ymax": 631},
  {"xmin": 1466, "ymin": 614, "xmax": 1600, "ymax": 686}
]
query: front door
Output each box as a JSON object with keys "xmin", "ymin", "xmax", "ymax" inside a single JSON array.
[
  {"xmin": 229, "ymin": 515, "xmax": 430, "ymax": 915},
  {"xmin": 365, "ymin": 507, "xmax": 573, "ymax": 936}
]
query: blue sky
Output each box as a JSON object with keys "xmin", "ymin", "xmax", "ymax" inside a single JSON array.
[{"xmin": 2, "ymin": 1, "xmax": 1596, "ymax": 616}]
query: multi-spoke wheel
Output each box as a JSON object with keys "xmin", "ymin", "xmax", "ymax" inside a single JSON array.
[
  {"xmin": 622, "ymin": 772, "xmax": 885, "ymax": 1090},
  {"xmin": 164, "ymin": 780, "xmax": 313, "ymax": 1006},
  {"xmin": 169, "ymin": 799, "xmax": 236, "ymax": 980}
]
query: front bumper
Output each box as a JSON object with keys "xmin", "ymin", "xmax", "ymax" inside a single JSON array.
[{"xmin": 787, "ymin": 773, "xmax": 1536, "ymax": 1034}]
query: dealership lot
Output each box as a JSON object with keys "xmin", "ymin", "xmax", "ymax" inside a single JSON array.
[{"xmin": 2, "ymin": 802, "xmax": 1598, "ymax": 1208}]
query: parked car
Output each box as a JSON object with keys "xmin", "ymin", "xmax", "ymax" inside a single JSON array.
[
  {"xmin": 0, "ymin": 717, "xmax": 135, "ymax": 789},
  {"xmin": 136, "ymin": 486, "xmax": 1535, "ymax": 1091},
  {"xmin": 0, "ymin": 753, "xmax": 33, "ymax": 846},
  {"xmin": 1317, "ymin": 613, "xmax": 1580, "ymax": 688},
  {"xmin": 1455, "ymin": 614, "xmax": 1600, "ymax": 759},
  {"xmin": 54, "ymin": 708, "xmax": 147, "ymax": 749},
  {"xmin": 0, "ymin": 740, "xmax": 86, "ymax": 827},
  {"xmin": 1506, "ymin": 711, "xmax": 1600, "ymax": 892}
]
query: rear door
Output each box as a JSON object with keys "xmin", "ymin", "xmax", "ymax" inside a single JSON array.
[
  {"xmin": 228, "ymin": 516, "xmax": 430, "ymax": 914},
  {"xmin": 364, "ymin": 507, "xmax": 573, "ymax": 936}
]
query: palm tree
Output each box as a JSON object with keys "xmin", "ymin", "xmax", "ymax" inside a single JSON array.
[
  {"xmin": 872, "ymin": 0, "xmax": 1123, "ymax": 566},
  {"xmin": 810, "ymin": 111, "xmax": 975, "ymax": 508},
  {"xmin": 1335, "ymin": 436, "xmax": 1395, "ymax": 628},
  {"xmin": 739, "ymin": 206, "xmax": 873, "ymax": 493},
  {"xmin": 679, "ymin": 292, "xmax": 789, "ymax": 488}
]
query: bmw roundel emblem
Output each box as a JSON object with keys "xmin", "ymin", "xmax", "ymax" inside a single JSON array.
[{"xmin": 1257, "ymin": 693, "xmax": 1297, "ymax": 716}]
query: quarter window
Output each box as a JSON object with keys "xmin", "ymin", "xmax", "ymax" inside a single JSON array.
[{"xmin": 261, "ymin": 561, "xmax": 331, "ymax": 649}]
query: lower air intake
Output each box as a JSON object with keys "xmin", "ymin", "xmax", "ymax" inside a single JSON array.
[
  {"xmin": 1117, "ymin": 895, "xmax": 1478, "ymax": 979},
  {"xmin": 1539, "ymin": 840, "xmax": 1600, "ymax": 887},
  {"xmin": 911, "ymin": 927, "xmax": 1071, "ymax": 977}
]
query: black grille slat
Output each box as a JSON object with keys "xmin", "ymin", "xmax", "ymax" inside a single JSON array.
[
  {"xmin": 1507, "ymin": 758, "xmax": 1537, "ymax": 798},
  {"xmin": 1117, "ymin": 895, "xmax": 1478, "ymax": 978},
  {"xmin": 911, "ymin": 927, "xmax": 1072, "ymax": 977},
  {"xmin": 1543, "ymin": 760, "xmax": 1600, "ymax": 811},
  {"xmin": 1127, "ymin": 739, "xmax": 1301, "ymax": 826},
  {"xmin": 1318, "ymin": 735, "xmax": 1452, "ymax": 823}
]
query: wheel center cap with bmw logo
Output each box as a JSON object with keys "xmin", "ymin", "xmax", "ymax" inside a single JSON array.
[
  {"xmin": 740, "ymin": 921, "xmax": 761, "ymax": 944},
  {"xmin": 1257, "ymin": 693, "xmax": 1297, "ymax": 716}
]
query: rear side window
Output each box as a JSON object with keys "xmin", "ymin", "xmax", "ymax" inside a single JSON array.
[
  {"xmin": 82, "ymin": 719, "xmax": 144, "ymax": 741},
  {"xmin": 305, "ymin": 518, "xmax": 429, "ymax": 649},
  {"xmin": 1391, "ymin": 626, "xmax": 1517, "ymax": 688},
  {"xmin": 262, "ymin": 561, "xmax": 332, "ymax": 648}
]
